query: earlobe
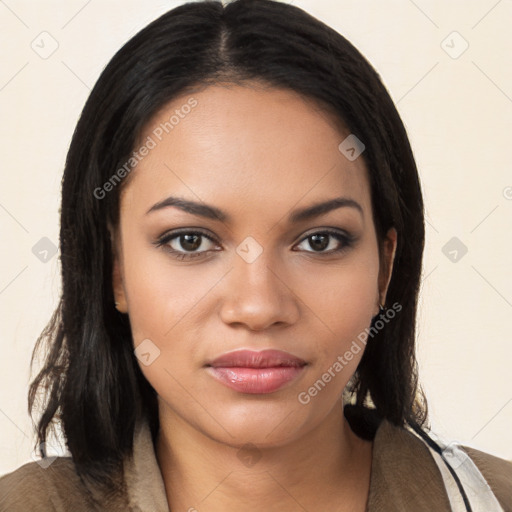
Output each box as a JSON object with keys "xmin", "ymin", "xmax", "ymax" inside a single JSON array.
[
  {"xmin": 110, "ymin": 225, "xmax": 128, "ymax": 313},
  {"xmin": 378, "ymin": 227, "xmax": 398, "ymax": 307},
  {"xmin": 112, "ymin": 258, "xmax": 128, "ymax": 313}
]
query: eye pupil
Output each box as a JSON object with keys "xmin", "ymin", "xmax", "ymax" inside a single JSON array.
[
  {"xmin": 181, "ymin": 234, "xmax": 201, "ymax": 251},
  {"xmin": 309, "ymin": 234, "xmax": 329, "ymax": 251}
]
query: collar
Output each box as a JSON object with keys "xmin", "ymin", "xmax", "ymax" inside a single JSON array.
[
  {"xmin": 367, "ymin": 419, "xmax": 451, "ymax": 510},
  {"xmin": 124, "ymin": 420, "xmax": 170, "ymax": 511}
]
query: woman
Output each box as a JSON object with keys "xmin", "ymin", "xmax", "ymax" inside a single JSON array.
[{"xmin": 0, "ymin": 1, "xmax": 510, "ymax": 510}]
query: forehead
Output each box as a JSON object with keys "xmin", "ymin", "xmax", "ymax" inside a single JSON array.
[{"xmin": 120, "ymin": 83, "xmax": 371, "ymax": 219}]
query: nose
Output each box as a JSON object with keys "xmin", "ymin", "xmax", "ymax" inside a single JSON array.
[{"xmin": 218, "ymin": 249, "xmax": 300, "ymax": 331}]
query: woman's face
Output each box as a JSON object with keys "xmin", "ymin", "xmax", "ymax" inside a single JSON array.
[{"xmin": 112, "ymin": 82, "xmax": 396, "ymax": 447}]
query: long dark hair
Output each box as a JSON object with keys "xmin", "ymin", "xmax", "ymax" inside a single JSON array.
[{"xmin": 29, "ymin": 0, "xmax": 426, "ymax": 492}]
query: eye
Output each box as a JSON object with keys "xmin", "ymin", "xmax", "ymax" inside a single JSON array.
[
  {"xmin": 153, "ymin": 229, "xmax": 220, "ymax": 261},
  {"xmin": 153, "ymin": 227, "xmax": 355, "ymax": 261},
  {"xmin": 294, "ymin": 229, "xmax": 354, "ymax": 254}
]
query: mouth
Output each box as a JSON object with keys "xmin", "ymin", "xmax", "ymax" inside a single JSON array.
[{"xmin": 205, "ymin": 349, "xmax": 308, "ymax": 394}]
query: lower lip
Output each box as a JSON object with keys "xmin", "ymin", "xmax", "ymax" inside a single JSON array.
[{"xmin": 206, "ymin": 366, "xmax": 306, "ymax": 394}]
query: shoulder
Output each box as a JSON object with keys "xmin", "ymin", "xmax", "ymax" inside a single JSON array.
[
  {"xmin": 0, "ymin": 457, "xmax": 95, "ymax": 511},
  {"xmin": 369, "ymin": 419, "xmax": 512, "ymax": 511},
  {"xmin": 462, "ymin": 445, "xmax": 512, "ymax": 510}
]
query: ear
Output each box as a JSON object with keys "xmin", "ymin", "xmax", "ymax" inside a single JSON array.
[
  {"xmin": 377, "ymin": 227, "xmax": 397, "ymax": 308},
  {"xmin": 110, "ymin": 223, "xmax": 128, "ymax": 313}
]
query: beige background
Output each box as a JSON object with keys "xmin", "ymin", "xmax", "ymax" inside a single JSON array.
[{"xmin": 1, "ymin": 0, "xmax": 511, "ymax": 475}]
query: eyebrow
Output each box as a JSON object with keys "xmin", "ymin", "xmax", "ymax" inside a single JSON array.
[{"xmin": 145, "ymin": 195, "xmax": 363, "ymax": 223}]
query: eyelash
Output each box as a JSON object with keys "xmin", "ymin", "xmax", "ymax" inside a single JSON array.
[{"xmin": 153, "ymin": 228, "xmax": 356, "ymax": 262}]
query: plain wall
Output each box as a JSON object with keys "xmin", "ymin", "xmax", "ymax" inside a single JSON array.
[{"xmin": 1, "ymin": 0, "xmax": 511, "ymax": 476}]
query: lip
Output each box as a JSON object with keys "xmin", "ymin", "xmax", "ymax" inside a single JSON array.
[
  {"xmin": 207, "ymin": 349, "xmax": 307, "ymax": 368},
  {"xmin": 205, "ymin": 349, "xmax": 307, "ymax": 394}
]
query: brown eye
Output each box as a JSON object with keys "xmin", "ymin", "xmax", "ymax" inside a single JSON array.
[
  {"xmin": 154, "ymin": 229, "xmax": 220, "ymax": 261},
  {"xmin": 308, "ymin": 234, "xmax": 330, "ymax": 251},
  {"xmin": 178, "ymin": 234, "xmax": 202, "ymax": 251},
  {"xmin": 294, "ymin": 229, "xmax": 354, "ymax": 254}
]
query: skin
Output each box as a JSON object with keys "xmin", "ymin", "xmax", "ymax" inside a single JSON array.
[{"xmin": 112, "ymin": 81, "xmax": 397, "ymax": 512}]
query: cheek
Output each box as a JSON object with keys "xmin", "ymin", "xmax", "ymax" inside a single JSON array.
[
  {"xmin": 304, "ymin": 253, "xmax": 380, "ymax": 336},
  {"xmin": 120, "ymin": 251, "xmax": 208, "ymax": 401},
  {"xmin": 296, "ymin": 248, "xmax": 380, "ymax": 377},
  {"xmin": 119, "ymin": 234, "xmax": 229, "ymax": 392},
  {"xmin": 120, "ymin": 232, "xmax": 218, "ymax": 341},
  {"xmin": 293, "ymin": 266, "xmax": 379, "ymax": 412}
]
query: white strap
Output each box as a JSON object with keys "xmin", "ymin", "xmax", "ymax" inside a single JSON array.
[
  {"xmin": 424, "ymin": 434, "xmax": 504, "ymax": 512},
  {"xmin": 429, "ymin": 447, "xmax": 470, "ymax": 512}
]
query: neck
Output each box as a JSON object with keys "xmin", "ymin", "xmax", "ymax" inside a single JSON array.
[{"xmin": 155, "ymin": 400, "xmax": 373, "ymax": 512}]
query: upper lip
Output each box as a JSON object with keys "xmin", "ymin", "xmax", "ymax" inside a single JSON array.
[{"xmin": 206, "ymin": 349, "xmax": 307, "ymax": 368}]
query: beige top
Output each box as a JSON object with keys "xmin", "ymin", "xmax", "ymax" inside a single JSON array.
[{"xmin": 1, "ymin": 418, "xmax": 511, "ymax": 511}]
